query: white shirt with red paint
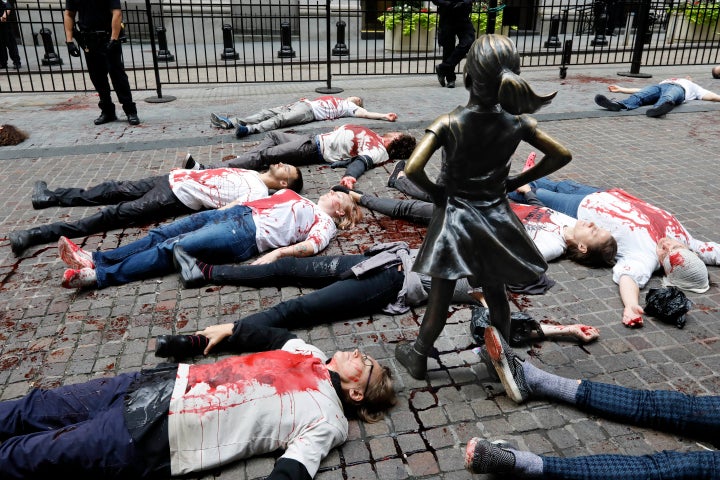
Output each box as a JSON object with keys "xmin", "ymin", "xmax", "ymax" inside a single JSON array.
[
  {"xmin": 247, "ymin": 189, "xmax": 336, "ymax": 254},
  {"xmin": 578, "ymin": 189, "xmax": 719, "ymax": 287},
  {"xmin": 306, "ymin": 95, "xmax": 359, "ymax": 120},
  {"xmin": 168, "ymin": 168, "xmax": 268, "ymax": 210},
  {"xmin": 317, "ymin": 124, "xmax": 389, "ymax": 165},
  {"xmin": 660, "ymin": 78, "xmax": 711, "ymax": 102},
  {"xmin": 168, "ymin": 339, "xmax": 347, "ymax": 477},
  {"xmin": 511, "ymin": 203, "xmax": 575, "ymax": 261}
]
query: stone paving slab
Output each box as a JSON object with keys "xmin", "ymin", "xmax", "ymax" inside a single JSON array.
[{"xmin": 0, "ymin": 64, "xmax": 719, "ymax": 479}]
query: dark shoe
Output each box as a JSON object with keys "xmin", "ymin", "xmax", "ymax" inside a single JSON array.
[
  {"xmin": 395, "ymin": 341, "xmax": 427, "ymax": 379},
  {"xmin": 235, "ymin": 125, "xmax": 250, "ymax": 138},
  {"xmin": 12, "ymin": 63, "xmax": 20, "ymax": 70},
  {"xmin": 155, "ymin": 334, "xmax": 209, "ymax": 359},
  {"xmin": 446, "ymin": 80, "xmax": 456, "ymax": 88},
  {"xmin": 387, "ymin": 160, "xmax": 406, "ymax": 188},
  {"xmin": 482, "ymin": 326, "xmax": 531, "ymax": 403},
  {"xmin": 594, "ymin": 94, "xmax": 625, "ymax": 112},
  {"xmin": 435, "ymin": 65, "xmax": 446, "ymax": 87},
  {"xmin": 182, "ymin": 153, "xmax": 206, "ymax": 170},
  {"xmin": 210, "ymin": 112, "xmax": 233, "ymax": 129},
  {"xmin": 127, "ymin": 113, "xmax": 140, "ymax": 125},
  {"xmin": 465, "ymin": 438, "xmax": 516, "ymax": 474},
  {"xmin": 31, "ymin": 180, "xmax": 58, "ymax": 209},
  {"xmin": 94, "ymin": 112, "xmax": 117, "ymax": 125},
  {"xmin": 0, "ymin": 64, "xmax": 7, "ymax": 69},
  {"xmin": 8, "ymin": 230, "xmax": 30, "ymax": 256},
  {"xmin": 173, "ymin": 245, "xmax": 208, "ymax": 288},
  {"xmin": 646, "ymin": 102, "xmax": 674, "ymax": 118}
]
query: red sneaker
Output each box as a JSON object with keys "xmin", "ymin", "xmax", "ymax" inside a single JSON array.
[
  {"xmin": 61, "ymin": 268, "xmax": 97, "ymax": 289},
  {"xmin": 522, "ymin": 152, "xmax": 536, "ymax": 172}
]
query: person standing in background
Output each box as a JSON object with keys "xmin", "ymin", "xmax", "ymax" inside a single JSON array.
[
  {"xmin": 64, "ymin": 0, "xmax": 140, "ymax": 125},
  {"xmin": 0, "ymin": 0, "xmax": 21, "ymax": 69},
  {"xmin": 432, "ymin": 0, "xmax": 475, "ymax": 88}
]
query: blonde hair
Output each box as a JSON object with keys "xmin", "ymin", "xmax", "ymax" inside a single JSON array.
[
  {"xmin": 335, "ymin": 199, "xmax": 363, "ymax": 230},
  {"xmin": 346, "ymin": 365, "xmax": 396, "ymax": 423},
  {"xmin": 463, "ymin": 35, "xmax": 556, "ymax": 114}
]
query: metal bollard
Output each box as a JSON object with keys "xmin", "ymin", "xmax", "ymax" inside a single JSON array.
[
  {"xmin": 220, "ymin": 23, "xmax": 239, "ymax": 60},
  {"xmin": 559, "ymin": 39, "xmax": 572, "ymax": 79},
  {"xmin": 155, "ymin": 26, "xmax": 175, "ymax": 62},
  {"xmin": 544, "ymin": 15, "xmax": 561, "ymax": 48},
  {"xmin": 277, "ymin": 21, "xmax": 296, "ymax": 58},
  {"xmin": 39, "ymin": 28, "xmax": 63, "ymax": 66},
  {"xmin": 332, "ymin": 20, "xmax": 349, "ymax": 56}
]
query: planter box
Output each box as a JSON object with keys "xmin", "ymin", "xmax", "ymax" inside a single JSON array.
[
  {"xmin": 384, "ymin": 25, "xmax": 436, "ymax": 52},
  {"xmin": 666, "ymin": 12, "xmax": 719, "ymax": 43}
]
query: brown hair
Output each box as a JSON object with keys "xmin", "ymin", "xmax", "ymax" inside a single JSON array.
[
  {"xmin": 386, "ymin": 134, "xmax": 416, "ymax": 159},
  {"xmin": 346, "ymin": 365, "xmax": 397, "ymax": 423},
  {"xmin": 566, "ymin": 235, "xmax": 617, "ymax": 268},
  {"xmin": 0, "ymin": 125, "xmax": 28, "ymax": 146}
]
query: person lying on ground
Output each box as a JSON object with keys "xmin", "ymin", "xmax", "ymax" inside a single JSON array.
[
  {"xmin": 594, "ymin": 77, "xmax": 720, "ymax": 117},
  {"xmin": 464, "ymin": 325, "xmax": 718, "ymax": 479},
  {"xmin": 172, "ymin": 241, "xmax": 600, "ymax": 345},
  {"xmin": 8, "ymin": 163, "xmax": 302, "ymax": 256},
  {"xmin": 209, "ymin": 95, "xmax": 398, "ymax": 138},
  {"xmin": 0, "ymin": 321, "xmax": 396, "ymax": 479},
  {"xmin": 183, "ymin": 124, "xmax": 416, "ymax": 190},
  {"xmin": 348, "ymin": 186, "xmax": 616, "ymax": 269},
  {"xmin": 56, "ymin": 188, "xmax": 361, "ymax": 289},
  {"xmin": 510, "ymin": 176, "xmax": 719, "ymax": 327}
]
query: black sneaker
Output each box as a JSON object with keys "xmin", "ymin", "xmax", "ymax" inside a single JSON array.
[
  {"xmin": 482, "ymin": 326, "xmax": 531, "ymax": 403},
  {"xmin": 435, "ymin": 65, "xmax": 446, "ymax": 87},
  {"xmin": 387, "ymin": 160, "xmax": 406, "ymax": 188},
  {"xmin": 464, "ymin": 438, "xmax": 516, "ymax": 474},
  {"xmin": 594, "ymin": 94, "xmax": 625, "ymax": 112},
  {"xmin": 183, "ymin": 153, "xmax": 199, "ymax": 170},
  {"xmin": 646, "ymin": 102, "xmax": 674, "ymax": 118},
  {"xmin": 446, "ymin": 80, "xmax": 456, "ymax": 88}
]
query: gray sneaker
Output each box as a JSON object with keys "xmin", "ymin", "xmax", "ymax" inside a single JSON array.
[
  {"xmin": 482, "ymin": 326, "xmax": 530, "ymax": 403},
  {"xmin": 465, "ymin": 438, "xmax": 516, "ymax": 474},
  {"xmin": 210, "ymin": 112, "xmax": 233, "ymax": 129}
]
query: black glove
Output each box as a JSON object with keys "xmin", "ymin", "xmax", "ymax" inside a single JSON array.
[
  {"xmin": 106, "ymin": 39, "xmax": 120, "ymax": 53},
  {"xmin": 67, "ymin": 41, "xmax": 81, "ymax": 57}
]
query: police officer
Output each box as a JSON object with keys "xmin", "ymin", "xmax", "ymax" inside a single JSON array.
[
  {"xmin": 64, "ymin": 0, "xmax": 140, "ymax": 125},
  {"xmin": 432, "ymin": 0, "xmax": 475, "ymax": 89}
]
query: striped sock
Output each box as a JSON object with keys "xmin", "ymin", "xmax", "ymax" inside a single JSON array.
[{"xmin": 197, "ymin": 261, "xmax": 213, "ymax": 280}]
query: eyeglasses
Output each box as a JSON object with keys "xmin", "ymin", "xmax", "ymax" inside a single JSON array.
[{"xmin": 361, "ymin": 353, "xmax": 374, "ymax": 397}]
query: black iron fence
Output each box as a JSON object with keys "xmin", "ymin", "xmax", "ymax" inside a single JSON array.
[{"xmin": 1, "ymin": 0, "xmax": 719, "ymax": 93}]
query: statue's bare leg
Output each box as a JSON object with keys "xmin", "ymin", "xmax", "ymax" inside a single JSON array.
[{"xmin": 482, "ymin": 283, "xmax": 512, "ymax": 342}]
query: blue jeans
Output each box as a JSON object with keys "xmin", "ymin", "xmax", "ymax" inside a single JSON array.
[
  {"xmin": 541, "ymin": 381, "xmax": 720, "ymax": 479},
  {"xmin": 93, "ymin": 206, "xmax": 259, "ymax": 288},
  {"xmin": 0, "ymin": 373, "xmax": 162, "ymax": 479},
  {"xmin": 619, "ymin": 83, "xmax": 686, "ymax": 110},
  {"xmin": 508, "ymin": 178, "xmax": 602, "ymax": 217}
]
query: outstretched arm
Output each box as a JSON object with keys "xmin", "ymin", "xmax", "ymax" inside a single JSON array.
[
  {"xmin": 608, "ymin": 84, "xmax": 642, "ymax": 94},
  {"xmin": 701, "ymin": 91, "xmax": 720, "ymax": 102},
  {"xmin": 619, "ymin": 275, "xmax": 645, "ymax": 327},
  {"xmin": 252, "ymin": 239, "xmax": 319, "ymax": 265},
  {"xmin": 195, "ymin": 321, "xmax": 297, "ymax": 355},
  {"xmin": 353, "ymin": 107, "xmax": 398, "ymax": 122}
]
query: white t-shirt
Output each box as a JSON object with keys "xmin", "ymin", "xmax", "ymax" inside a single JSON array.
[
  {"xmin": 306, "ymin": 95, "xmax": 359, "ymax": 120},
  {"xmin": 317, "ymin": 124, "xmax": 389, "ymax": 165},
  {"xmin": 168, "ymin": 338, "xmax": 347, "ymax": 477},
  {"xmin": 578, "ymin": 189, "xmax": 720, "ymax": 288},
  {"xmin": 511, "ymin": 203, "xmax": 574, "ymax": 262},
  {"xmin": 248, "ymin": 189, "xmax": 337, "ymax": 254},
  {"xmin": 661, "ymin": 78, "xmax": 711, "ymax": 102},
  {"xmin": 168, "ymin": 168, "xmax": 268, "ymax": 210}
]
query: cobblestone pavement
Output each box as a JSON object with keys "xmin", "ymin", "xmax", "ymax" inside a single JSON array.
[{"xmin": 0, "ymin": 64, "xmax": 719, "ymax": 479}]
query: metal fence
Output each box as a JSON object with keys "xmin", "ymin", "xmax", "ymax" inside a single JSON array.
[{"xmin": 1, "ymin": 0, "xmax": 719, "ymax": 93}]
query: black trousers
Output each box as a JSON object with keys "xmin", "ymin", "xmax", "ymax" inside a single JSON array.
[
  {"xmin": 82, "ymin": 32, "xmax": 136, "ymax": 115},
  {"xmin": 0, "ymin": 22, "xmax": 20, "ymax": 66},
  {"xmin": 437, "ymin": 14, "xmax": 475, "ymax": 81},
  {"xmin": 32, "ymin": 176, "xmax": 194, "ymax": 246}
]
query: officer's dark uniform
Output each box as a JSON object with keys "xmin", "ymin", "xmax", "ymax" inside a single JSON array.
[
  {"xmin": 0, "ymin": 0, "xmax": 22, "ymax": 69},
  {"xmin": 432, "ymin": 0, "xmax": 476, "ymax": 88},
  {"xmin": 65, "ymin": 0, "xmax": 138, "ymax": 125}
]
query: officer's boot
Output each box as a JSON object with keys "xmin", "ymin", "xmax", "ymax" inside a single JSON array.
[{"xmin": 8, "ymin": 227, "xmax": 49, "ymax": 256}]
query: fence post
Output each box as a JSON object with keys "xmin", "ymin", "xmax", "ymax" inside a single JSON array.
[
  {"xmin": 38, "ymin": 28, "xmax": 63, "ymax": 66},
  {"xmin": 559, "ymin": 38, "xmax": 572, "ymax": 79},
  {"xmin": 617, "ymin": 0, "xmax": 652, "ymax": 78},
  {"xmin": 143, "ymin": 0, "xmax": 176, "ymax": 103},
  {"xmin": 155, "ymin": 26, "xmax": 175, "ymax": 62},
  {"xmin": 544, "ymin": 14, "xmax": 561, "ymax": 48},
  {"xmin": 315, "ymin": 0, "xmax": 342, "ymax": 94},
  {"xmin": 332, "ymin": 20, "xmax": 349, "ymax": 56},
  {"xmin": 277, "ymin": 21, "xmax": 296, "ymax": 58},
  {"xmin": 221, "ymin": 24, "xmax": 240, "ymax": 60}
]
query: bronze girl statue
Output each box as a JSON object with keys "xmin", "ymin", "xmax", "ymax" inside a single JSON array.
[{"xmin": 395, "ymin": 34, "xmax": 572, "ymax": 379}]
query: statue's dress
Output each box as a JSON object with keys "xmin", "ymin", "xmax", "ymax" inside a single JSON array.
[{"xmin": 413, "ymin": 106, "xmax": 547, "ymax": 286}]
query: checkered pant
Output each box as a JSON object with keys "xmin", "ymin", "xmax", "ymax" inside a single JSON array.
[{"xmin": 542, "ymin": 380, "xmax": 720, "ymax": 479}]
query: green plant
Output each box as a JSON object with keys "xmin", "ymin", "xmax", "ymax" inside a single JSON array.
[
  {"xmin": 378, "ymin": 5, "xmax": 438, "ymax": 36},
  {"xmin": 470, "ymin": 1, "xmax": 505, "ymax": 33},
  {"xmin": 670, "ymin": 1, "xmax": 720, "ymax": 26}
]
